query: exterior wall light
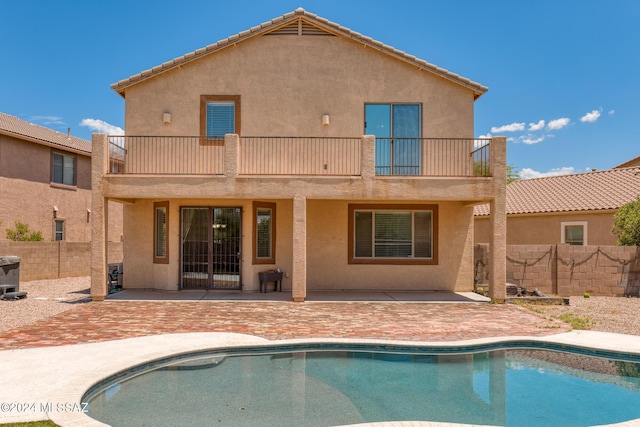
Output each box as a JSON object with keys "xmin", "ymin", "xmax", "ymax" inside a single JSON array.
[
  {"xmin": 322, "ymin": 114, "xmax": 330, "ymax": 126},
  {"xmin": 53, "ymin": 206, "xmax": 58, "ymax": 219},
  {"xmin": 162, "ymin": 112, "xmax": 171, "ymax": 125}
]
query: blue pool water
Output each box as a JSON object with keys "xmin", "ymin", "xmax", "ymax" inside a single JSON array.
[{"xmin": 85, "ymin": 344, "xmax": 640, "ymax": 427}]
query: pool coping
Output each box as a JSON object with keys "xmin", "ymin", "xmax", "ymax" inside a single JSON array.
[{"xmin": 1, "ymin": 331, "xmax": 639, "ymax": 427}]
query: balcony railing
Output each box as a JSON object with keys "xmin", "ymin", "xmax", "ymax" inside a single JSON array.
[
  {"xmin": 107, "ymin": 136, "xmax": 491, "ymax": 178},
  {"xmin": 240, "ymin": 137, "xmax": 362, "ymax": 175},
  {"xmin": 108, "ymin": 136, "xmax": 224, "ymax": 175}
]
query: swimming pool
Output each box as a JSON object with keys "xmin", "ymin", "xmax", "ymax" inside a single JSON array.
[{"xmin": 84, "ymin": 341, "xmax": 640, "ymax": 427}]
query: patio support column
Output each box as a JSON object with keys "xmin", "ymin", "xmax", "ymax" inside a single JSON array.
[
  {"xmin": 224, "ymin": 134, "xmax": 239, "ymax": 177},
  {"xmin": 91, "ymin": 133, "xmax": 109, "ymax": 301},
  {"xmin": 489, "ymin": 137, "xmax": 507, "ymax": 302},
  {"xmin": 361, "ymin": 135, "xmax": 375, "ymax": 180},
  {"xmin": 292, "ymin": 195, "xmax": 307, "ymax": 302}
]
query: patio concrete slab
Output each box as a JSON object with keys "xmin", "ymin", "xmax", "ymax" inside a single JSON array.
[{"xmin": 106, "ymin": 289, "xmax": 491, "ymax": 303}]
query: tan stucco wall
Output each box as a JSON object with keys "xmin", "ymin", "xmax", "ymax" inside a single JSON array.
[
  {"xmin": 122, "ymin": 34, "xmax": 474, "ymax": 138},
  {"xmin": 122, "ymin": 198, "xmax": 294, "ymax": 291},
  {"xmin": 475, "ymin": 211, "xmax": 618, "ymax": 246},
  {"xmin": 121, "ymin": 198, "xmax": 475, "ymax": 292},
  {"xmin": 307, "ymin": 200, "xmax": 474, "ymax": 291},
  {"xmin": 0, "ymin": 134, "xmax": 123, "ymax": 242}
]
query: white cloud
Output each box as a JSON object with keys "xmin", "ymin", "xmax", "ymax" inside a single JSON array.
[
  {"xmin": 30, "ymin": 115, "xmax": 65, "ymax": 125},
  {"xmin": 528, "ymin": 120, "xmax": 545, "ymax": 131},
  {"xmin": 547, "ymin": 118, "xmax": 570, "ymax": 130},
  {"xmin": 608, "ymin": 110, "xmax": 615, "ymax": 116},
  {"xmin": 477, "ymin": 133, "xmax": 492, "ymax": 139},
  {"xmin": 80, "ymin": 118, "xmax": 124, "ymax": 135},
  {"xmin": 580, "ymin": 109, "xmax": 601, "ymax": 123},
  {"xmin": 520, "ymin": 166, "xmax": 576, "ymax": 179},
  {"xmin": 491, "ymin": 122, "xmax": 525, "ymax": 133},
  {"xmin": 518, "ymin": 134, "xmax": 545, "ymax": 145}
]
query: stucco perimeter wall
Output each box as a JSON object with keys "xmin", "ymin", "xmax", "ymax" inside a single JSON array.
[
  {"xmin": 307, "ymin": 200, "xmax": 475, "ymax": 291},
  {"xmin": 0, "ymin": 241, "xmax": 123, "ymax": 281},
  {"xmin": 475, "ymin": 244, "xmax": 640, "ymax": 297},
  {"xmin": 123, "ymin": 33, "xmax": 474, "ymax": 138},
  {"xmin": 475, "ymin": 211, "xmax": 618, "ymax": 246}
]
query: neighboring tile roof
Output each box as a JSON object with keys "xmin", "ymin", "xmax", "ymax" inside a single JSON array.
[
  {"xmin": 615, "ymin": 155, "xmax": 640, "ymax": 168},
  {"xmin": 474, "ymin": 167, "xmax": 640, "ymax": 216},
  {"xmin": 111, "ymin": 8, "xmax": 488, "ymax": 99},
  {"xmin": 0, "ymin": 112, "xmax": 91, "ymax": 154}
]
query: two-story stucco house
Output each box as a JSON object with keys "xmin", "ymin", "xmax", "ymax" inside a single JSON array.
[
  {"xmin": 0, "ymin": 112, "xmax": 123, "ymax": 243},
  {"xmin": 90, "ymin": 9, "xmax": 506, "ymax": 302}
]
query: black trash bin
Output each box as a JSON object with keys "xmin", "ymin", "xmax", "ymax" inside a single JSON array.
[{"xmin": 0, "ymin": 256, "xmax": 27, "ymax": 300}]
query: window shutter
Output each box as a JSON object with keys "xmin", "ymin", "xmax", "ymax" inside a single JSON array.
[
  {"xmin": 207, "ymin": 102, "xmax": 235, "ymax": 138},
  {"xmin": 256, "ymin": 208, "xmax": 272, "ymax": 258},
  {"xmin": 155, "ymin": 207, "xmax": 167, "ymax": 258},
  {"xmin": 374, "ymin": 211, "xmax": 412, "ymax": 257}
]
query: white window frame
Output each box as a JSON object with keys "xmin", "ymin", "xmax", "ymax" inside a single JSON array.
[
  {"xmin": 561, "ymin": 221, "xmax": 588, "ymax": 245},
  {"xmin": 54, "ymin": 219, "xmax": 65, "ymax": 241}
]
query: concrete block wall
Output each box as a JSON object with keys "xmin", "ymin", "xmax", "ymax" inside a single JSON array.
[
  {"xmin": 0, "ymin": 241, "xmax": 123, "ymax": 281},
  {"xmin": 475, "ymin": 244, "xmax": 640, "ymax": 297}
]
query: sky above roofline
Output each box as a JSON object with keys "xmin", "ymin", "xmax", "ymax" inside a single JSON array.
[{"xmin": 1, "ymin": 0, "xmax": 638, "ymax": 178}]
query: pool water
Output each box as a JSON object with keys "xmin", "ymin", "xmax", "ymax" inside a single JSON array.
[{"xmin": 85, "ymin": 347, "xmax": 640, "ymax": 427}]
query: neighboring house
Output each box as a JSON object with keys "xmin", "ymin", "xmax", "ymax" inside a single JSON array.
[
  {"xmin": 615, "ymin": 155, "xmax": 640, "ymax": 168},
  {"xmin": 90, "ymin": 8, "xmax": 507, "ymax": 301},
  {"xmin": 0, "ymin": 112, "xmax": 123, "ymax": 242},
  {"xmin": 475, "ymin": 166, "xmax": 640, "ymax": 246}
]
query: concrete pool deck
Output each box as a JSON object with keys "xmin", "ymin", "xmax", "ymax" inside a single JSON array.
[
  {"xmin": 1, "ymin": 295, "xmax": 639, "ymax": 426},
  {"xmin": 2, "ymin": 331, "xmax": 640, "ymax": 427}
]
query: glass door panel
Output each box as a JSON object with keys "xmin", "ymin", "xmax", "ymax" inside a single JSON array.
[
  {"xmin": 365, "ymin": 103, "xmax": 421, "ymax": 175},
  {"xmin": 181, "ymin": 207, "xmax": 241, "ymax": 290}
]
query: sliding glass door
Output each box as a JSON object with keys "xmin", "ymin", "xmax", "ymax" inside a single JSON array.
[
  {"xmin": 365, "ymin": 103, "xmax": 422, "ymax": 175},
  {"xmin": 181, "ymin": 207, "xmax": 241, "ymax": 290}
]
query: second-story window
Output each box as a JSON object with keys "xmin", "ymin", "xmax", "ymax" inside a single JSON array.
[
  {"xmin": 52, "ymin": 151, "xmax": 76, "ymax": 186},
  {"xmin": 200, "ymin": 95, "xmax": 241, "ymax": 141}
]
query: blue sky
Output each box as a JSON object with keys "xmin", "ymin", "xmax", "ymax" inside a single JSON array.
[{"xmin": 2, "ymin": 0, "xmax": 638, "ymax": 178}]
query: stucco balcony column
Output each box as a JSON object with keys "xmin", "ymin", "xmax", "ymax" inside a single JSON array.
[
  {"xmin": 224, "ymin": 134, "xmax": 239, "ymax": 177},
  {"xmin": 292, "ymin": 195, "xmax": 307, "ymax": 302},
  {"xmin": 90, "ymin": 133, "xmax": 109, "ymax": 301},
  {"xmin": 489, "ymin": 136, "xmax": 507, "ymax": 301},
  {"xmin": 361, "ymin": 135, "xmax": 376, "ymax": 180}
]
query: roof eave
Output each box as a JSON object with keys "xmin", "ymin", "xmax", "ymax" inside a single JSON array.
[
  {"xmin": 111, "ymin": 9, "xmax": 488, "ymax": 99},
  {"xmin": 0, "ymin": 129, "xmax": 92, "ymax": 156}
]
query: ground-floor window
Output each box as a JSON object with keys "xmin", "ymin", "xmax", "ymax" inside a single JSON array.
[
  {"xmin": 154, "ymin": 201, "xmax": 169, "ymax": 263},
  {"xmin": 561, "ymin": 221, "xmax": 587, "ymax": 245},
  {"xmin": 54, "ymin": 219, "xmax": 64, "ymax": 241},
  {"xmin": 348, "ymin": 204, "xmax": 438, "ymax": 265},
  {"xmin": 253, "ymin": 201, "xmax": 276, "ymax": 264}
]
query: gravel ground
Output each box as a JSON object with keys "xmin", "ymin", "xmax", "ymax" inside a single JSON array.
[
  {"xmin": 1, "ymin": 277, "xmax": 639, "ymax": 336},
  {"xmin": 526, "ymin": 295, "xmax": 640, "ymax": 336},
  {"xmin": 0, "ymin": 276, "xmax": 91, "ymax": 332}
]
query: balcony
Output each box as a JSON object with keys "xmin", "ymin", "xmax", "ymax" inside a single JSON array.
[{"xmin": 107, "ymin": 135, "xmax": 492, "ymax": 178}]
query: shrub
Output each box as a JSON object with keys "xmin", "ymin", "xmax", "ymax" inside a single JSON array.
[
  {"xmin": 6, "ymin": 221, "xmax": 44, "ymax": 242},
  {"xmin": 612, "ymin": 196, "xmax": 640, "ymax": 246}
]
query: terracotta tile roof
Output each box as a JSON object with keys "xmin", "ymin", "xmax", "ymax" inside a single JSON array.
[
  {"xmin": 111, "ymin": 8, "xmax": 488, "ymax": 99},
  {"xmin": 0, "ymin": 112, "xmax": 91, "ymax": 154},
  {"xmin": 474, "ymin": 167, "xmax": 640, "ymax": 216}
]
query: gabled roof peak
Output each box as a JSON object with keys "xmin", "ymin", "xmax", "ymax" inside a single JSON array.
[{"xmin": 111, "ymin": 9, "xmax": 488, "ymax": 99}]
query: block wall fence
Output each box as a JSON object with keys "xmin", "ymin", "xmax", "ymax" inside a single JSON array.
[
  {"xmin": 475, "ymin": 244, "xmax": 640, "ymax": 297},
  {"xmin": 0, "ymin": 241, "xmax": 122, "ymax": 282}
]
